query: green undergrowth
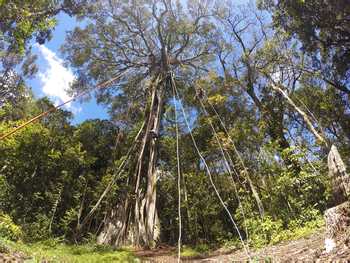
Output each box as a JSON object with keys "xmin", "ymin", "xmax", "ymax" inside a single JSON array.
[
  {"xmin": 177, "ymin": 217, "xmax": 324, "ymax": 259},
  {"xmin": 0, "ymin": 238, "xmax": 139, "ymax": 262},
  {"xmin": 0, "ymin": 217, "xmax": 324, "ymax": 262},
  {"xmin": 222, "ymin": 216, "xmax": 325, "ymax": 250},
  {"xmin": 249, "ymin": 216, "xmax": 325, "ymax": 248},
  {"xmin": 180, "ymin": 243, "xmax": 210, "ymax": 258}
]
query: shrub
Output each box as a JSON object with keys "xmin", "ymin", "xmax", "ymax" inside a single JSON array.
[
  {"xmin": 22, "ymin": 214, "xmax": 51, "ymax": 241},
  {"xmin": 0, "ymin": 212, "xmax": 23, "ymax": 241},
  {"xmin": 245, "ymin": 214, "xmax": 324, "ymax": 248},
  {"xmin": 246, "ymin": 216, "xmax": 284, "ymax": 248}
]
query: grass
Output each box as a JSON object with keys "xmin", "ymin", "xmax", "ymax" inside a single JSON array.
[
  {"xmin": 0, "ymin": 218, "xmax": 324, "ymax": 262},
  {"xmin": 269, "ymin": 217, "xmax": 325, "ymax": 245},
  {"xmin": 180, "ymin": 244, "xmax": 210, "ymax": 258},
  {"xmin": 0, "ymin": 238, "xmax": 139, "ymax": 262},
  {"xmin": 180, "ymin": 246, "xmax": 202, "ymax": 257}
]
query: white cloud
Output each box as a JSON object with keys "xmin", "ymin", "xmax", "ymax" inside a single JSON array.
[
  {"xmin": 36, "ymin": 44, "xmax": 75, "ymax": 108},
  {"xmin": 71, "ymin": 106, "xmax": 83, "ymax": 114}
]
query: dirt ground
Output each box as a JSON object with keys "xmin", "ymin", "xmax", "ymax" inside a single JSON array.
[
  {"xmin": 1, "ymin": 230, "xmax": 349, "ymax": 262},
  {"xmin": 136, "ymin": 230, "xmax": 350, "ymax": 262}
]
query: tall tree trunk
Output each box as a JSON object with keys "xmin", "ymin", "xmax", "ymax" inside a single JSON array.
[
  {"xmin": 328, "ymin": 145, "xmax": 350, "ymax": 205},
  {"xmin": 138, "ymin": 76, "xmax": 164, "ymax": 248},
  {"xmin": 246, "ymin": 84, "xmax": 301, "ymax": 173},
  {"xmin": 97, "ymin": 75, "xmax": 164, "ymax": 248},
  {"xmin": 268, "ymin": 79, "xmax": 327, "ymax": 146}
]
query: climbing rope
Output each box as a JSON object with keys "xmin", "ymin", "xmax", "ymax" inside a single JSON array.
[
  {"xmin": 170, "ymin": 73, "xmax": 182, "ymax": 263},
  {"xmin": 77, "ymin": 120, "xmax": 145, "ymax": 232},
  {"xmin": 196, "ymin": 83, "xmax": 265, "ymax": 218},
  {"xmin": 171, "ymin": 74, "xmax": 251, "ymax": 260},
  {"xmin": 195, "ymin": 94, "xmax": 250, "ymax": 242},
  {"xmin": 0, "ymin": 69, "xmax": 129, "ymax": 141}
]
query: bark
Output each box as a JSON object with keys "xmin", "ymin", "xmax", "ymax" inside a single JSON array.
[
  {"xmin": 143, "ymin": 82, "xmax": 164, "ymax": 247},
  {"xmin": 269, "ymin": 79, "xmax": 327, "ymax": 146},
  {"xmin": 133, "ymin": 76, "xmax": 164, "ymax": 248},
  {"xmin": 97, "ymin": 204, "xmax": 129, "ymax": 245},
  {"xmin": 76, "ymin": 122, "xmax": 145, "ymax": 238},
  {"xmin": 97, "ymin": 75, "xmax": 164, "ymax": 248},
  {"xmin": 328, "ymin": 145, "xmax": 350, "ymax": 205}
]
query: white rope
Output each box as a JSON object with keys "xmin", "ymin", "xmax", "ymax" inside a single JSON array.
[
  {"xmin": 198, "ymin": 85, "xmax": 264, "ymax": 218},
  {"xmin": 196, "ymin": 95, "xmax": 250, "ymax": 243},
  {"xmin": 171, "ymin": 74, "xmax": 251, "ymax": 259},
  {"xmin": 77, "ymin": 121, "xmax": 145, "ymax": 231},
  {"xmin": 170, "ymin": 74, "xmax": 182, "ymax": 263}
]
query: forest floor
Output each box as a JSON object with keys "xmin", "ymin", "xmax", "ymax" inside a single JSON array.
[
  {"xmin": 1, "ymin": 229, "xmax": 350, "ymax": 262},
  {"xmin": 0, "ymin": 239, "xmax": 138, "ymax": 262},
  {"xmin": 136, "ymin": 229, "xmax": 350, "ymax": 262}
]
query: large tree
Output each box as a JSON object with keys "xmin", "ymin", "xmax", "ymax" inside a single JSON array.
[{"xmin": 62, "ymin": 0, "xmax": 213, "ymax": 248}]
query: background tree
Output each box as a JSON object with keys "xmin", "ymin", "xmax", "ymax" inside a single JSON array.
[
  {"xmin": 0, "ymin": 0, "xmax": 89, "ymax": 116},
  {"xmin": 0, "ymin": 0, "xmax": 88, "ymax": 53},
  {"xmin": 260, "ymin": 0, "xmax": 350, "ymax": 95}
]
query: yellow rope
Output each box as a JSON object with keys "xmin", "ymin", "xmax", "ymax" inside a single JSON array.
[{"xmin": 0, "ymin": 70, "xmax": 128, "ymax": 141}]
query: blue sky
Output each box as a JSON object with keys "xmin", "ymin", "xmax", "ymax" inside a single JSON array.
[{"xmin": 27, "ymin": 13, "xmax": 109, "ymax": 125}]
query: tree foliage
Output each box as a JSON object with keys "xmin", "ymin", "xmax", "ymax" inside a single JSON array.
[
  {"xmin": 0, "ymin": 0, "xmax": 349, "ymax": 252},
  {"xmin": 261, "ymin": 0, "xmax": 350, "ymax": 94}
]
